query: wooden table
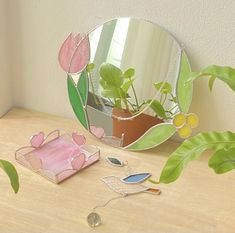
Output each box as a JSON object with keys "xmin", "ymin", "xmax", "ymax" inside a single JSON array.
[{"xmin": 0, "ymin": 108, "xmax": 235, "ymax": 233}]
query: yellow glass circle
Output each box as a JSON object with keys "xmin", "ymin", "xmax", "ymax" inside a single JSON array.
[
  {"xmin": 173, "ymin": 113, "xmax": 186, "ymax": 128},
  {"xmin": 178, "ymin": 125, "xmax": 192, "ymax": 139},
  {"xmin": 187, "ymin": 113, "xmax": 199, "ymax": 128}
]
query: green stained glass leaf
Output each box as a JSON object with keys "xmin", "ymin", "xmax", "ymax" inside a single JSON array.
[
  {"xmin": 77, "ymin": 70, "xmax": 88, "ymax": 105},
  {"xmin": 209, "ymin": 147, "xmax": 235, "ymax": 174},
  {"xmin": 176, "ymin": 51, "xmax": 192, "ymax": 113},
  {"xmin": 124, "ymin": 124, "xmax": 176, "ymax": 151},
  {"xmin": 159, "ymin": 131, "xmax": 235, "ymax": 184},
  {"xmin": 67, "ymin": 75, "xmax": 89, "ymax": 129},
  {"xmin": 0, "ymin": 160, "xmax": 19, "ymax": 193}
]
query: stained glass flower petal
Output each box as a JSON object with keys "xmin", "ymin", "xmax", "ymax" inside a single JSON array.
[
  {"xmin": 122, "ymin": 173, "xmax": 151, "ymax": 184},
  {"xmin": 72, "ymin": 132, "xmax": 86, "ymax": 146},
  {"xmin": 58, "ymin": 33, "xmax": 76, "ymax": 73},
  {"xmin": 71, "ymin": 153, "xmax": 85, "ymax": 170},
  {"xmin": 178, "ymin": 124, "xmax": 192, "ymax": 138},
  {"xmin": 187, "ymin": 113, "xmax": 199, "ymax": 128},
  {"xmin": 30, "ymin": 132, "xmax": 44, "ymax": 148},
  {"xmin": 173, "ymin": 113, "xmax": 186, "ymax": 128},
  {"xmin": 69, "ymin": 35, "xmax": 90, "ymax": 74},
  {"xmin": 58, "ymin": 33, "xmax": 90, "ymax": 74}
]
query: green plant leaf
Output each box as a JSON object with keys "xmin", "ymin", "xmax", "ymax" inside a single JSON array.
[
  {"xmin": 208, "ymin": 147, "xmax": 235, "ymax": 174},
  {"xmin": 99, "ymin": 63, "xmax": 123, "ymax": 87},
  {"xmin": 208, "ymin": 75, "xmax": 216, "ymax": 91},
  {"xmin": 122, "ymin": 78, "xmax": 135, "ymax": 93},
  {"xmin": 159, "ymin": 131, "xmax": 235, "ymax": 184},
  {"xmin": 67, "ymin": 75, "xmax": 89, "ymax": 129},
  {"xmin": 123, "ymin": 68, "xmax": 135, "ymax": 79},
  {"xmin": 99, "ymin": 79, "xmax": 108, "ymax": 89},
  {"xmin": 114, "ymin": 99, "xmax": 121, "ymax": 108},
  {"xmin": 188, "ymin": 65, "xmax": 235, "ymax": 92},
  {"xmin": 176, "ymin": 51, "xmax": 192, "ymax": 113},
  {"xmin": 154, "ymin": 82, "xmax": 172, "ymax": 94},
  {"xmin": 147, "ymin": 100, "xmax": 167, "ymax": 119},
  {"xmin": 102, "ymin": 88, "xmax": 122, "ymax": 98},
  {"xmin": 169, "ymin": 96, "xmax": 177, "ymax": 103},
  {"xmin": 0, "ymin": 160, "xmax": 19, "ymax": 193},
  {"xmin": 86, "ymin": 63, "xmax": 95, "ymax": 72},
  {"xmin": 77, "ymin": 70, "xmax": 88, "ymax": 105},
  {"xmin": 124, "ymin": 124, "xmax": 176, "ymax": 151}
]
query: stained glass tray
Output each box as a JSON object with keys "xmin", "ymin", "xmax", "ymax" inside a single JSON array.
[{"xmin": 15, "ymin": 130, "xmax": 100, "ymax": 183}]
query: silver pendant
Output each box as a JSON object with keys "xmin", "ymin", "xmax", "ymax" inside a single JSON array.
[{"xmin": 87, "ymin": 212, "xmax": 101, "ymax": 227}]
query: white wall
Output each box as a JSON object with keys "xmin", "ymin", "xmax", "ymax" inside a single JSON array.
[
  {"xmin": 0, "ymin": 0, "xmax": 12, "ymax": 116},
  {"xmin": 5, "ymin": 0, "xmax": 235, "ymax": 133}
]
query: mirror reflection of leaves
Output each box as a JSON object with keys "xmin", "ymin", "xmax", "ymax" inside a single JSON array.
[{"xmin": 87, "ymin": 62, "xmax": 178, "ymax": 120}]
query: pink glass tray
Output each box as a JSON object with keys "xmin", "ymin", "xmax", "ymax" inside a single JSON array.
[{"xmin": 15, "ymin": 130, "xmax": 100, "ymax": 183}]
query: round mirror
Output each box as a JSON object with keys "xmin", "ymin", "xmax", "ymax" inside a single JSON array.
[{"xmin": 66, "ymin": 18, "xmax": 192, "ymax": 150}]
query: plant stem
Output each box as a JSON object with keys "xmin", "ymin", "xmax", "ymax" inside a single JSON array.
[
  {"xmin": 108, "ymin": 98, "xmax": 115, "ymax": 106},
  {"xmin": 130, "ymin": 78, "xmax": 140, "ymax": 110},
  {"xmin": 167, "ymin": 104, "xmax": 178, "ymax": 113},
  {"xmin": 118, "ymin": 89, "xmax": 129, "ymax": 111},
  {"xmin": 162, "ymin": 94, "xmax": 167, "ymax": 105},
  {"xmin": 127, "ymin": 99, "xmax": 136, "ymax": 112},
  {"xmin": 160, "ymin": 94, "xmax": 163, "ymax": 104}
]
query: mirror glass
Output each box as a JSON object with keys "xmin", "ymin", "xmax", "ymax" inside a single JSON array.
[{"xmin": 71, "ymin": 18, "xmax": 189, "ymax": 149}]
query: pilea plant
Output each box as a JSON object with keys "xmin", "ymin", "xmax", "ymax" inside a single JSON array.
[
  {"xmin": 98, "ymin": 62, "xmax": 178, "ymax": 119},
  {"xmin": 150, "ymin": 65, "xmax": 235, "ymax": 184}
]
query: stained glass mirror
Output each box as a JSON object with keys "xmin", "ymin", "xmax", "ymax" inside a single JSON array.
[{"xmin": 59, "ymin": 17, "xmax": 193, "ymax": 150}]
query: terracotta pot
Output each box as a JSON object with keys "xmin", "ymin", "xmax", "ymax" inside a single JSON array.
[{"xmin": 112, "ymin": 108, "xmax": 163, "ymax": 147}]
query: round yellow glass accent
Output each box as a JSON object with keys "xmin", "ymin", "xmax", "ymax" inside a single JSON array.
[
  {"xmin": 173, "ymin": 113, "xmax": 186, "ymax": 127},
  {"xmin": 187, "ymin": 113, "xmax": 199, "ymax": 128},
  {"xmin": 178, "ymin": 125, "xmax": 192, "ymax": 139}
]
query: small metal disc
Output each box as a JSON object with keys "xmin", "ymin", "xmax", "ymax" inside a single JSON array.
[{"xmin": 87, "ymin": 212, "xmax": 101, "ymax": 227}]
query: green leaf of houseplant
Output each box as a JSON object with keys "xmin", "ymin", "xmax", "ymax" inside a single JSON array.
[
  {"xmin": 67, "ymin": 75, "xmax": 89, "ymax": 129},
  {"xmin": 122, "ymin": 78, "xmax": 135, "ymax": 93},
  {"xmin": 159, "ymin": 131, "xmax": 235, "ymax": 184},
  {"xmin": 77, "ymin": 70, "xmax": 88, "ymax": 105},
  {"xmin": 208, "ymin": 75, "xmax": 216, "ymax": 91},
  {"xmin": 102, "ymin": 88, "xmax": 122, "ymax": 98},
  {"xmin": 0, "ymin": 160, "xmax": 19, "ymax": 193},
  {"xmin": 147, "ymin": 100, "xmax": 167, "ymax": 119},
  {"xmin": 99, "ymin": 63, "xmax": 123, "ymax": 87},
  {"xmin": 123, "ymin": 68, "xmax": 135, "ymax": 79},
  {"xmin": 188, "ymin": 65, "xmax": 235, "ymax": 92},
  {"xmin": 124, "ymin": 124, "xmax": 176, "ymax": 151},
  {"xmin": 176, "ymin": 51, "xmax": 192, "ymax": 113},
  {"xmin": 86, "ymin": 63, "xmax": 95, "ymax": 72},
  {"xmin": 208, "ymin": 147, "xmax": 235, "ymax": 174},
  {"xmin": 154, "ymin": 82, "xmax": 172, "ymax": 94}
]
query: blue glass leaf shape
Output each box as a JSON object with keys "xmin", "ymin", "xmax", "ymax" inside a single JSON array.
[{"xmin": 122, "ymin": 173, "xmax": 151, "ymax": 184}]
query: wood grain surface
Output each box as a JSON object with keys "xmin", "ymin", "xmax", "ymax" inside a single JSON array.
[{"xmin": 0, "ymin": 108, "xmax": 234, "ymax": 233}]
